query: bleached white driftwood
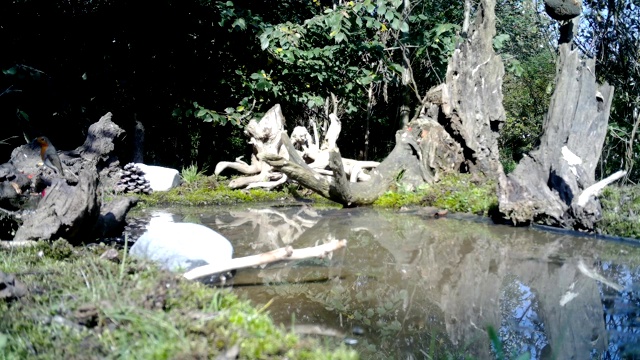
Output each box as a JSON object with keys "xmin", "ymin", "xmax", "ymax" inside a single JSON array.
[
  {"xmin": 183, "ymin": 239, "xmax": 347, "ymax": 281},
  {"xmin": 576, "ymin": 170, "xmax": 626, "ymax": 207}
]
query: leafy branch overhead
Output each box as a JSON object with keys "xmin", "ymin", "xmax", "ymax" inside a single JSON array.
[{"xmin": 197, "ymin": 0, "xmax": 461, "ymax": 132}]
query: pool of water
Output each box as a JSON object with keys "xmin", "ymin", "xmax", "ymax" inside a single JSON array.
[{"xmin": 129, "ymin": 204, "xmax": 640, "ymax": 359}]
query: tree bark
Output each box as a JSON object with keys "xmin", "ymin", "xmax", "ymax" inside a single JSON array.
[
  {"xmin": 262, "ymin": 130, "xmax": 428, "ymax": 206},
  {"xmin": 2, "ymin": 113, "xmax": 136, "ymax": 243},
  {"xmin": 498, "ymin": 44, "xmax": 616, "ymax": 229},
  {"xmin": 441, "ymin": 0, "xmax": 505, "ymax": 177},
  {"xmin": 13, "ymin": 166, "xmax": 100, "ymax": 243}
]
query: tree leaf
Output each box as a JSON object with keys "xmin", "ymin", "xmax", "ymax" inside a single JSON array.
[
  {"xmin": 385, "ymin": 9, "xmax": 395, "ymax": 21},
  {"xmin": 400, "ymin": 21, "xmax": 409, "ymax": 33},
  {"xmin": 259, "ymin": 34, "xmax": 270, "ymax": 50},
  {"xmin": 232, "ymin": 18, "xmax": 246, "ymax": 30},
  {"xmin": 2, "ymin": 67, "xmax": 17, "ymax": 75},
  {"xmin": 391, "ymin": 18, "xmax": 400, "ymax": 30}
]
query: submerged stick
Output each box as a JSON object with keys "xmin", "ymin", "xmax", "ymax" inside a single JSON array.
[{"xmin": 183, "ymin": 239, "xmax": 347, "ymax": 281}]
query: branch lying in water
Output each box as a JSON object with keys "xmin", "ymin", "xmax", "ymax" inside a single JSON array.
[{"xmin": 182, "ymin": 239, "xmax": 348, "ymax": 281}]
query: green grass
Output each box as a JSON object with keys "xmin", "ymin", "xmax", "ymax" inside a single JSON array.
[
  {"xmin": 374, "ymin": 173, "xmax": 498, "ymax": 216},
  {"xmin": 598, "ymin": 185, "xmax": 640, "ymax": 239},
  {"xmin": 181, "ymin": 163, "xmax": 209, "ymax": 186},
  {"xmin": 0, "ymin": 240, "xmax": 357, "ymax": 359}
]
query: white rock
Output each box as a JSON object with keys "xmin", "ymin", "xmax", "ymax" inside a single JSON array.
[
  {"xmin": 129, "ymin": 212, "xmax": 233, "ymax": 271},
  {"xmin": 134, "ymin": 163, "xmax": 181, "ymax": 192}
]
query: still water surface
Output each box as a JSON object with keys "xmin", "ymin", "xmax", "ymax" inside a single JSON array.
[{"xmin": 131, "ymin": 205, "xmax": 640, "ymax": 359}]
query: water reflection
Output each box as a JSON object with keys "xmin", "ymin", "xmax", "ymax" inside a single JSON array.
[{"xmin": 131, "ymin": 206, "xmax": 640, "ymax": 359}]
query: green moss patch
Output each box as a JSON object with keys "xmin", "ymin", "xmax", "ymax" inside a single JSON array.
[
  {"xmin": 136, "ymin": 178, "xmax": 336, "ymax": 208},
  {"xmin": 374, "ymin": 173, "xmax": 498, "ymax": 216},
  {"xmin": 0, "ymin": 241, "xmax": 357, "ymax": 359}
]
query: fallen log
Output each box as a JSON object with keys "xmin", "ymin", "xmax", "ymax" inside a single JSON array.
[
  {"xmin": 183, "ymin": 239, "xmax": 347, "ymax": 281},
  {"xmin": 263, "ymin": 129, "xmax": 429, "ymax": 206}
]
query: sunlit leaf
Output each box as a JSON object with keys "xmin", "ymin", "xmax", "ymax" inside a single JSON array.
[{"xmin": 400, "ymin": 21, "xmax": 409, "ymax": 32}]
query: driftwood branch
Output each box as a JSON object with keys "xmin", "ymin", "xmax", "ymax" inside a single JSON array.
[
  {"xmin": 183, "ymin": 239, "xmax": 347, "ymax": 281},
  {"xmin": 576, "ymin": 170, "xmax": 626, "ymax": 207}
]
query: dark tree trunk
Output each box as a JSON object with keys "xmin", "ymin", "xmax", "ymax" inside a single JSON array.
[
  {"xmin": 498, "ymin": 44, "xmax": 615, "ymax": 229},
  {"xmin": 133, "ymin": 118, "xmax": 145, "ymax": 163}
]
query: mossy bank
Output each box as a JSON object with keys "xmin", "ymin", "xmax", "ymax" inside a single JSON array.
[{"xmin": 0, "ymin": 241, "xmax": 357, "ymax": 359}]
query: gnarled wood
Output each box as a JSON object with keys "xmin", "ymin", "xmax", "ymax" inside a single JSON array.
[
  {"xmin": 217, "ymin": 104, "xmax": 288, "ymax": 189},
  {"xmin": 263, "ymin": 130, "xmax": 428, "ymax": 206},
  {"xmin": 498, "ymin": 44, "xmax": 616, "ymax": 229},
  {"xmin": 1, "ymin": 113, "xmax": 136, "ymax": 243},
  {"xmin": 440, "ymin": 0, "xmax": 505, "ymax": 177},
  {"xmin": 13, "ymin": 166, "xmax": 100, "ymax": 243},
  {"xmin": 217, "ymin": 103, "xmax": 380, "ymax": 189}
]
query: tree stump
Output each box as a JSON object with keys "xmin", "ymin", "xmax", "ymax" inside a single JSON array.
[
  {"xmin": 440, "ymin": 0, "xmax": 506, "ymax": 177},
  {"xmin": 498, "ymin": 44, "xmax": 616, "ymax": 229},
  {"xmin": 13, "ymin": 165, "xmax": 100, "ymax": 243},
  {"xmin": 1, "ymin": 112, "xmax": 136, "ymax": 243}
]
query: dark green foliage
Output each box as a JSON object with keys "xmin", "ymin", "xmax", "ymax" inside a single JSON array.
[
  {"xmin": 0, "ymin": 0, "xmax": 465, "ymax": 168},
  {"xmin": 495, "ymin": 1, "xmax": 556, "ymax": 172}
]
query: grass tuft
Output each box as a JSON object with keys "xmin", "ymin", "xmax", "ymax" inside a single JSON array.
[{"xmin": 181, "ymin": 163, "xmax": 209, "ymax": 185}]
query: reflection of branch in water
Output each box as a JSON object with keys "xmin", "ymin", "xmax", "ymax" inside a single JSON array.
[
  {"xmin": 578, "ymin": 260, "xmax": 624, "ymax": 291},
  {"xmin": 229, "ymin": 275, "xmax": 346, "ymax": 288},
  {"xmin": 214, "ymin": 206, "xmax": 321, "ymax": 250},
  {"xmin": 215, "ymin": 216, "xmax": 254, "ymax": 229}
]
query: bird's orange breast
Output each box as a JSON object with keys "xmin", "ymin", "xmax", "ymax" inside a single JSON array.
[{"xmin": 39, "ymin": 144, "xmax": 48, "ymax": 159}]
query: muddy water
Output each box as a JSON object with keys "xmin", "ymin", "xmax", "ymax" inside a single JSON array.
[{"xmin": 131, "ymin": 205, "xmax": 640, "ymax": 359}]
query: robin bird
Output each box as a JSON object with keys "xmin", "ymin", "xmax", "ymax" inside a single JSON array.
[{"xmin": 35, "ymin": 136, "xmax": 64, "ymax": 176}]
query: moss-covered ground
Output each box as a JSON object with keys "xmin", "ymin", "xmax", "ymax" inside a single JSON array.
[
  {"xmin": 137, "ymin": 176, "xmax": 338, "ymax": 208},
  {"xmin": 373, "ymin": 173, "xmax": 499, "ymax": 217},
  {"xmin": 0, "ymin": 241, "xmax": 357, "ymax": 359}
]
